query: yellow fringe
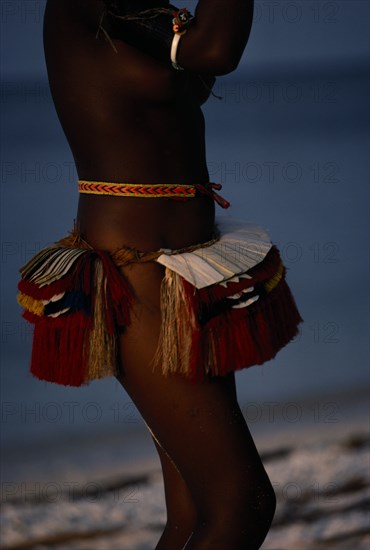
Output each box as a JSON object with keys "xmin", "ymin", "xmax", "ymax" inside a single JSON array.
[
  {"xmin": 17, "ymin": 293, "xmax": 44, "ymax": 316},
  {"xmin": 152, "ymin": 261, "xmax": 285, "ymax": 379},
  {"xmin": 264, "ymin": 262, "xmax": 284, "ymax": 293},
  {"xmin": 150, "ymin": 267, "xmax": 197, "ymax": 377},
  {"xmin": 84, "ymin": 259, "xmax": 118, "ymax": 381}
]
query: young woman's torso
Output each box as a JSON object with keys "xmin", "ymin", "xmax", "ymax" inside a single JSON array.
[{"xmin": 44, "ymin": 0, "xmax": 217, "ymax": 251}]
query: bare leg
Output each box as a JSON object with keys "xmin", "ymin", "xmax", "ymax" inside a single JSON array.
[
  {"xmin": 115, "ymin": 261, "xmax": 276, "ymax": 549},
  {"xmin": 151, "ymin": 436, "xmax": 198, "ymax": 549}
]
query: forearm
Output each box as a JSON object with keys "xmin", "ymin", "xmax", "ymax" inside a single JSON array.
[{"xmin": 178, "ymin": 0, "xmax": 254, "ymax": 75}]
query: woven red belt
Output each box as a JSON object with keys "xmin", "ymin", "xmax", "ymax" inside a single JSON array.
[{"xmin": 78, "ymin": 180, "xmax": 230, "ymax": 209}]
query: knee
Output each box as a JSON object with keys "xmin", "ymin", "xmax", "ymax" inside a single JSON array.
[
  {"xmin": 217, "ymin": 487, "xmax": 276, "ymax": 531},
  {"xmin": 216, "ymin": 473, "xmax": 276, "ymax": 519},
  {"xmin": 198, "ymin": 476, "xmax": 276, "ymax": 546}
]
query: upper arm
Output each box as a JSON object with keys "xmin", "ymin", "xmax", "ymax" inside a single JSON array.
[
  {"xmin": 71, "ymin": 0, "xmax": 254, "ymax": 76},
  {"xmin": 176, "ymin": 1, "xmax": 255, "ymax": 75}
]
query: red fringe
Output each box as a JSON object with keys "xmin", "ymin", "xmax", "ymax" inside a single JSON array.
[
  {"xmin": 29, "ymin": 311, "xmax": 92, "ymax": 387},
  {"xmin": 97, "ymin": 252, "xmax": 133, "ymax": 330},
  {"xmin": 18, "ymin": 276, "xmax": 74, "ymax": 300},
  {"xmin": 180, "ymin": 245, "xmax": 303, "ymax": 384},
  {"xmin": 184, "ymin": 278, "xmax": 303, "ymax": 384},
  {"xmin": 24, "ymin": 252, "xmax": 134, "ymax": 387}
]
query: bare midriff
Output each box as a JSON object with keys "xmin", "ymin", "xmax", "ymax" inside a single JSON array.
[{"xmin": 44, "ymin": 0, "xmax": 217, "ymax": 253}]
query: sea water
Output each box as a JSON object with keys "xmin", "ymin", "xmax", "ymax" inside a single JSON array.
[{"xmin": 1, "ymin": 61, "xmax": 369, "ymax": 458}]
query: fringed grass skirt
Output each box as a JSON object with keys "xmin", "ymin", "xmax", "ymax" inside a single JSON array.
[{"xmin": 17, "ymin": 217, "xmax": 303, "ymax": 386}]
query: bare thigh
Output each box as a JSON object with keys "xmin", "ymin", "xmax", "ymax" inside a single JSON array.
[{"xmin": 115, "ymin": 261, "xmax": 271, "ymax": 524}]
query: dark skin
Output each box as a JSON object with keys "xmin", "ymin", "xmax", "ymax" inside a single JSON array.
[
  {"xmin": 45, "ymin": 0, "xmax": 215, "ymax": 251},
  {"xmin": 44, "ymin": 1, "xmax": 276, "ymax": 548}
]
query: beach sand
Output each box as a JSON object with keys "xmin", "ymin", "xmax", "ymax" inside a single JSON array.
[{"xmin": 1, "ymin": 388, "xmax": 369, "ymax": 550}]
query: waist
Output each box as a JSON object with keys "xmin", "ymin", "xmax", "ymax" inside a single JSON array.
[{"xmin": 78, "ymin": 180, "xmax": 231, "ymax": 209}]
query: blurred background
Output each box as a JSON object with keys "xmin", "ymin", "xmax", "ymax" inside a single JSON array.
[{"xmin": 1, "ymin": 1, "xmax": 369, "ymax": 549}]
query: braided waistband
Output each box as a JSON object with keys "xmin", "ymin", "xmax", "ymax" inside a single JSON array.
[{"xmin": 78, "ymin": 180, "xmax": 230, "ymax": 209}]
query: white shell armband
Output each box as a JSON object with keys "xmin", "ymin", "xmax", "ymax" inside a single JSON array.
[
  {"xmin": 170, "ymin": 8, "xmax": 193, "ymax": 71},
  {"xmin": 171, "ymin": 32, "xmax": 185, "ymax": 70}
]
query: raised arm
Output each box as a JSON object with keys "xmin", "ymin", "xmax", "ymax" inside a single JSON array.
[
  {"xmin": 177, "ymin": 0, "xmax": 254, "ymax": 75},
  {"xmin": 53, "ymin": 0, "xmax": 254, "ymax": 76}
]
